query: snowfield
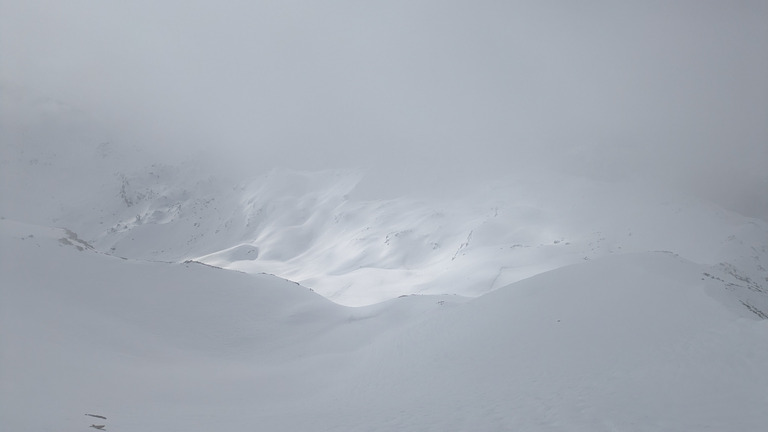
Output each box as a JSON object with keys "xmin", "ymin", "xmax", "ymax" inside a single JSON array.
[
  {"xmin": 2, "ymin": 218, "xmax": 767, "ymax": 431},
  {"xmin": 2, "ymin": 119, "xmax": 768, "ymax": 430}
]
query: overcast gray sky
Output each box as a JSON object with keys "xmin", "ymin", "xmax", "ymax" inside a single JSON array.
[{"xmin": 2, "ymin": 0, "xmax": 767, "ymax": 215}]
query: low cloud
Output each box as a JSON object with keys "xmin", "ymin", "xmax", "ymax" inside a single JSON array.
[{"xmin": 3, "ymin": 0, "xmax": 766, "ymax": 217}]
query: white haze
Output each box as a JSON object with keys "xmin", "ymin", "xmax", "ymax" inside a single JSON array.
[
  {"xmin": 3, "ymin": 3, "xmax": 768, "ymax": 430},
  {"xmin": 2, "ymin": 0, "xmax": 767, "ymax": 216}
]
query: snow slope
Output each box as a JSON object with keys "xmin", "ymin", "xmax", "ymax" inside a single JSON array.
[
  {"xmin": 2, "ymin": 218, "xmax": 767, "ymax": 431},
  {"xmin": 57, "ymin": 172, "xmax": 768, "ymax": 308},
  {"xmin": 3, "ymin": 108, "xmax": 767, "ymax": 307},
  {"xmin": 4, "ymin": 129, "xmax": 767, "ymax": 306},
  {"xmin": 332, "ymin": 252, "xmax": 768, "ymax": 432}
]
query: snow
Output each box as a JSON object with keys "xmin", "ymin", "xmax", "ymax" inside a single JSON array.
[
  {"xmin": 2, "ymin": 218, "xmax": 768, "ymax": 431},
  {"xmin": 3, "ymin": 133, "xmax": 767, "ymax": 306},
  {"xmin": 2, "ymin": 102, "xmax": 768, "ymax": 430}
]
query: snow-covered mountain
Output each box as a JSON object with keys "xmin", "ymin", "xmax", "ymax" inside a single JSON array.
[
  {"xmin": 3, "ymin": 132, "xmax": 766, "ymax": 306},
  {"xmin": 3, "ymin": 94, "xmax": 768, "ymax": 431},
  {"xmin": 2, "ymin": 218, "xmax": 767, "ymax": 431}
]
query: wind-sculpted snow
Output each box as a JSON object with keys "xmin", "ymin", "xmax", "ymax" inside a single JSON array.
[
  {"xmin": 2, "ymin": 135, "xmax": 767, "ymax": 305},
  {"xmin": 2, "ymin": 219, "xmax": 767, "ymax": 431},
  {"xmin": 71, "ymin": 167, "xmax": 768, "ymax": 305}
]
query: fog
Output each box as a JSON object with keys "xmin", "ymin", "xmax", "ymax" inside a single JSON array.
[{"xmin": 2, "ymin": 0, "xmax": 767, "ymax": 216}]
